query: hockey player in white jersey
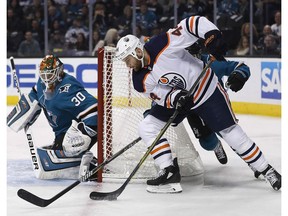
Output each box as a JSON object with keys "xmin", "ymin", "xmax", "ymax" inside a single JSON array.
[
  {"xmin": 7, "ymin": 55, "xmax": 98, "ymax": 180},
  {"xmin": 114, "ymin": 15, "xmax": 281, "ymax": 193}
]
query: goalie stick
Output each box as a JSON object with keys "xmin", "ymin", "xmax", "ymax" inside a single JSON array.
[
  {"xmin": 90, "ymin": 58, "xmax": 215, "ymax": 201},
  {"xmin": 9, "ymin": 57, "xmax": 41, "ymax": 173},
  {"xmin": 17, "ymin": 136, "xmax": 142, "ymax": 207},
  {"xmin": 10, "ymin": 56, "xmax": 21, "ymax": 95}
]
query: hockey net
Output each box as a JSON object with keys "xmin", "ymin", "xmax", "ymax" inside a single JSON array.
[{"xmin": 97, "ymin": 46, "xmax": 204, "ymax": 182}]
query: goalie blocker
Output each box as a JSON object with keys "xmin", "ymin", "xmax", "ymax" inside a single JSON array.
[{"xmin": 7, "ymin": 94, "xmax": 41, "ymax": 132}]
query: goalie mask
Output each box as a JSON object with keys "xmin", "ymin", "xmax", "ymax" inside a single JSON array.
[
  {"xmin": 39, "ymin": 55, "xmax": 64, "ymax": 87},
  {"xmin": 115, "ymin": 34, "xmax": 145, "ymax": 67}
]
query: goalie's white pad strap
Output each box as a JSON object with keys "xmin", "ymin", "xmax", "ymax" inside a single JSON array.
[
  {"xmin": 62, "ymin": 120, "xmax": 93, "ymax": 157},
  {"xmin": 7, "ymin": 94, "xmax": 41, "ymax": 132},
  {"xmin": 35, "ymin": 146, "xmax": 82, "ymax": 179}
]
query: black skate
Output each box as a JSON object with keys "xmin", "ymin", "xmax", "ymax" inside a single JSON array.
[
  {"xmin": 262, "ymin": 165, "xmax": 281, "ymax": 191},
  {"xmin": 248, "ymin": 164, "xmax": 262, "ymax": 179},
  {"xmin": 146, "ymin": 158, "xmax": 182, "ymax": 193},
  {"xmin": 214, "ymin": 141, "xmax": 228, "ymax": 164}
]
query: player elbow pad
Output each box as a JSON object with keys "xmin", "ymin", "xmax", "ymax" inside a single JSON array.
[
  {"xmin": 204, "ymin": 30, "xmax": 227, "ymax": 61},
  {"xmin": 7, "ymin": 94, "xmax": 41, "ymax": 132}
]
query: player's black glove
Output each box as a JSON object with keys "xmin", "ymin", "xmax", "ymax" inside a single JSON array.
[
  {"xmin": 226, "ymin": 71, "xmax": 248, "ymax": 92},
  {"xmin": 204, "ymin": 30, "xmax": 227, "ymax": 61},
  {"xmin": 173, "ymin": 90, "xmax": 194, "ymax": 114},
  {"xmin": 185, "ymin": 39, "xmax": 204, "ymax": 55}
]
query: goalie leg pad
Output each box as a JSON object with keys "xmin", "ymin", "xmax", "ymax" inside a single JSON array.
[
  {"xmin": 35, "ymin": 146, "xmax": 82, "ymax": 179},
  {"xmin": 7, "ymin": 94, "xmax": 41, "ymax": 132}
]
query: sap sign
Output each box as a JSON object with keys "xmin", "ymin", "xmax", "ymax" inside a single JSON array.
[
  {"xmin": 7, "ymin": 59, "xmax": 98, "ymax": 90},
  {"xmin": 261, "ymin": 62, "xmax": 281, "ymax": 100}
]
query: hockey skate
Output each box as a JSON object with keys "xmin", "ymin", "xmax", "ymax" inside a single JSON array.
[
  {"xmin": 248, "ymin": 164, "xmax": 262, "ymax": 179},
  {"xmin": 214, "ymin": 141, "xmax": 228, "ymax": 164},
  {"xmin": 79, "ymin": 151, "xmax": 98, "ymax": 181},
  {"xmin": 262, "ymin": 165, "xmax": 281, "ymax": 191},
  {"xmin": 146, "ymin": 158, "xmax": 182, "ymax": 193}
]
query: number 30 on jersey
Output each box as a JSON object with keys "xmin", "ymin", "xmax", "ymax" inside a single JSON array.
[{"xmin": 71, "ymin": 92, "xmax": 86, "ymax": 106}]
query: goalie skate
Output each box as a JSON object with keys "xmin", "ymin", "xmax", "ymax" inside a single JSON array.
[{"xmin": 146, "ymin": 158, "xmax": 182, "ymax": 193}]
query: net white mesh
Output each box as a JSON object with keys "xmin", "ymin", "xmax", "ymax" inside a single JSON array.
[{"xmin": 98, "ymin": 46, "xmax": 204, "ymax": 181}]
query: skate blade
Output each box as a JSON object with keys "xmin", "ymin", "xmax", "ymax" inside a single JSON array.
[{"xmin": 146, "ymin": 183, "xmax": 182, "ymax": 193}]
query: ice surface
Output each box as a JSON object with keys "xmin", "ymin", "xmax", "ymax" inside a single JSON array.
[{"xmin": 6, "ymin": 107, "xmax": 282, "ymax": 216}]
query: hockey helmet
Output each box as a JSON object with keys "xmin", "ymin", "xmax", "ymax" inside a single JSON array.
[
  {"xmin": 39, "ymin": 54, "xmax": 64, "ymax": 86},
  {"xmin": 115, "ymin": 34, "xmax": 144, "ymax": 61}
]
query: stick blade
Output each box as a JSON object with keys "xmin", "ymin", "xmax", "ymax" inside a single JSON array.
[
  {"xmin": 17, "ymin": 189, "xmax": 50, "ymax": 207},
  {"xmin": 89, "ymin": 191, "xmax": 118, "ymax": 201}
]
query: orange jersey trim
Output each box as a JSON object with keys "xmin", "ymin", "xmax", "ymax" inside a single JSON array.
[
  {"xmin": 142, "ymin": 72, "xmax": 150, "ymax": 93},
  {"xmin": 189, "ymin": 16, "xmax": 195, "ymax": 33},
  {"xmin": 193, "ymin": 68, "xmax": 211, "ymax": 102},
  {"xmin": 154, "ymin": 33, "xmax": 170, "ymax": 64}
]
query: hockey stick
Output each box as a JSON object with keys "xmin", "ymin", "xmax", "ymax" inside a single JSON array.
[
  {"xmin": 10, "ymin": 56, "xmax": 21, "ymax": 95},
  {"xmin": 90, "ymin": 59, "xmax": 215, "ymax": 201},
  {"xmin": 17, "ymin": 136, "xmax": 142, "ymax": 207},
  {"xmin": 9, "ymin": 57, "xmax": 41, "ymax": 174}
]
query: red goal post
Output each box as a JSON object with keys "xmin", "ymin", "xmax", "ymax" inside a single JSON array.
[{"xmin": 97, "ymin": 46, "xmax": 204, "ymax": 182}]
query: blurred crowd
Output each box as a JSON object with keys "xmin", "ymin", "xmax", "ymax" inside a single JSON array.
[{"xmin": 7, "ymin": 0, "xmax": 281, "ymax": 58}]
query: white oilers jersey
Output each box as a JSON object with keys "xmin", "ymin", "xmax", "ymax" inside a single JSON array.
[{"xmin": 132, "ymin": 16, "xmax": 219, "ymax": 109}]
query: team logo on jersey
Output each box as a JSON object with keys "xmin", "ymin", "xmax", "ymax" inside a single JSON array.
[
  {"xmin": 59, "ymin": 84, "xmax": 71, "ymax": 93},
  {"xmin": 158, "ymin": 73, "xmax": 186, "ymax": 89}
]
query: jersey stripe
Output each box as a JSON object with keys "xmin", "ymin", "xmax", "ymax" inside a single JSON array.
[
  {"xmin": 193, "ymin": 68, "xmax": 211, "ymax": 102},
  {"xmin": 189, "ymin": 16, "xmax": 195, "ymax": 34},
  {"xmin": 77, "ymin": 104, "xmax": 97, "ymax": 120},
  {"xmin": 186, "ymin": 16, "xmax": 200, "ymax": 37}
]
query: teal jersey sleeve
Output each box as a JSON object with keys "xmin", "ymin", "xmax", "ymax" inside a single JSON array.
[{"xmin": 201, "ymin": 54, "xmax": 250, "ymax": 85}]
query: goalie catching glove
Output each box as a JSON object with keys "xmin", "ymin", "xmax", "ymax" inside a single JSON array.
[{"xmin": 63, "ymin": 120, "xmax": 97, "ymax": 157}]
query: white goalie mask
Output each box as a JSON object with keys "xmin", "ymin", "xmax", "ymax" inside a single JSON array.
[
  {"xmin": 115, "ymin": 35, "xmax": 144, "ymax": 66},
  {"xmin": 39, "ymin": 54, "xmax": 64, "ymax": 87}
]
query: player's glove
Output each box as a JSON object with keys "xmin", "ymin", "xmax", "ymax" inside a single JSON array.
[
  {"xmin": 226, "ymin": 71, "xmax": 249, "ymax": 92},
  {"xmin": 185, "ymin": 39, "xmax": 204, "ymax": 55},
  {"xmin": 204, "ymin": 30, "xmax": 227, "ymax": 61},
  {"xmin": 173, "ymin": 90, "xmax": 194, "ymax": 114}
]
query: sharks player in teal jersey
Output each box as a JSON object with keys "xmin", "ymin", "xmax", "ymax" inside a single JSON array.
[{"xmin": 8, "ymin": 55, "xmax": 98, "ymax": 180}]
